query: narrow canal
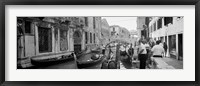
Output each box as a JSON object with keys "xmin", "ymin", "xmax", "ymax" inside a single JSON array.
[{"xmin": 30, "ymin": 43, "xmax": 137, "ymax": 69}]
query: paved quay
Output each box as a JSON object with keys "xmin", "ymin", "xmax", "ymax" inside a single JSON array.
[
  {"xmin": 161, "ymin": 57, "xmax": 183, "ymax": 69},
  {"xmin": 153, "ymin": 57, "xmax": 183, "ymax": 69}
]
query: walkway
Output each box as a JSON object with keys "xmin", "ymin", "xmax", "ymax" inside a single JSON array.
[
  {"xmin": 162, "ymin": 57, "xmax": 183, "ymax": 69},
  {"xmin": 154, "ymin": 57, "xmax": 183, "ymax": 69}
]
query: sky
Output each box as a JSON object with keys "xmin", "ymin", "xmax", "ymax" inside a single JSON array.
[{"xmin": 102, "ymin": 17, "xmax": 137, "ymax": 31}]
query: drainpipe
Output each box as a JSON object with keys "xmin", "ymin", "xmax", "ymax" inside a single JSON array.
[{"xmin": 176, "ymin": 34, "xmax": 179, "ymax": 60}]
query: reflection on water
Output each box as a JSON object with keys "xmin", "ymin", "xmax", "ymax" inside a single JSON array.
[{"xmin": 35, "ymin": 60, "xmax": 78, "ymax": 69}]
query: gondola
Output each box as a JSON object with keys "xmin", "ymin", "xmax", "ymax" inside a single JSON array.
[
  {"xmin": 76, "ymin": 48, "xmax": 101, "ymax": 59},
  {"xmin": 31, "ymin": 53, "xmax": 75, "ymax": 66},
  {"xmin": 75, "ymin": 49, "xmax": 88, "ymax": 59},
  {"xmin": 91, "ymin": 49, "xmax": 101, "ymax": 53},
  {"xmin": 76, "ymin": 54, "xmax": 105, "ymax": 69}
]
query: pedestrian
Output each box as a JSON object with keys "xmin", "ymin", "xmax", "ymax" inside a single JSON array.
[
  {"xmin": 138, "ymin": 39, "xmax": 147, "ymax": 69},
  {"xmin": 151, "ymin": 40, "xmax": 165, "ymax": 58},
  {"xmin": 124, "ymin": 43, "xmax": 132, "ymax": 63},
  {"xmin": 128, "ymin": 43, "xmax": 134, "ymax": 62},
  {"xmin": 145, "ymin": 39, "xmax": 152, "ymax": 68},
  {"xmin": 108, "ymin": 45, "xmax": 113, "ymax": 60},
  {"xmin": 163, "ymin": 42, "xmax": 168, "ymax": 57}
]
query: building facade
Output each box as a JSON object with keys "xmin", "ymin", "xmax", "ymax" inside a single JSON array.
[
  {"xmin": 110, "ymin": 25, "xmax": 120, "ymax": 38},
  {"xmin": 83, "ymin": 17, "xmax": 101, "ymax": 51},
  {"xmin": 148, "ymin": 17, "xmax": 183, "ymax": 60},
  {"xmin": 17, "ymin": 17, "xmax": 101, "ymax": 68},
  {"xmin": 110, "ymin": 25, "xmax": 130, "ymax": 43},
  {"xmin": 137, "ymin": 17, "xmax": 146, "ymax": 39},
  {"xmin": 129, "ymin": 30, "xmax": 138, "ymax": 46},
  {"xmin": 100, "ymin": 19, "xmax": 110, "ymax": 45},
  {"xmin": 136, "ymin": 17, "xmax": 150, "ymax": 39}
]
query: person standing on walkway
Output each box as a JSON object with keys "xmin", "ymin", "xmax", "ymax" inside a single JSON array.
[
  {"xmin": 146, "ymin": 38, "xmax": 152, "ymax": 68},
  {"xmin": 163, "ymin": 42, "xmax": 168, "ymax": 57},
  {"xmin": 138, "ymin": 39, "xmax": 147, "ymax": 69},
  {"xmin": 151, "ymin": 40, "xmax": 165, "ymax": 58},
  {"xmin": 128, "ymin": 43, "xmax": 134, "ymax": 62}
]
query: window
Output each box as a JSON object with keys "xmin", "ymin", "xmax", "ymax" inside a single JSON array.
[
  {"xmin": 93, "ymin": 33, "xmax": 95, "ymax": 43},
  {"xmin": 60, "ymin": 29, "xmax": 68, "ymax": 51},
  {"xmin": 113, "ymin": 27, "xmax": 115, "ymax": 31},
  {"xmin": 141, "ymin": 30, "xmax": 146, "ymax": 38},
  {"xmin": 90, "ymin": 32, "xmax": 92, "ymax": 43},
  {"xmin": 157, "ymin": 18, "xmax": 162, "ymax": 29},
  {"xmin": 85, "ymin": 32, "xmax": 88, "ymax": 44},
  {"xmin": 93, "ymin": 17, "xmax": 96, "ymax": 29},
  {"xmin": 84, "ymin": 17, "xmax": 88, "ymax": 26},
  {"xmin": 111, "ymin": 31, "xmax": 115, "ymax": 36},
  {"xmin": 38, "ymin": 27, "xmax": 52, "ymax": 53},
  {"xmin": 25, "ymin": 21, "xmax": 32, "ymax": 34},
  {"xmin": 154, "ymin": 23, "xmax": 156, "ymax": 31},
  {"xmin": 17, "ymin": 19, "xmax": 24, "ymax": 35},
  {"xmin": 164, "ymin": 17, "xmax": 173, "ymax": 26},
  {"xmin": 122, "ymin": 30, "xmax": 124, "ymax": 33}
]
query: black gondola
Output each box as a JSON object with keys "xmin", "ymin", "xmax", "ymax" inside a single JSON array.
[
  {"xmin": 75, "ymin": 49, "xmax": 88, "ymax": 59},
  {"xmin": 31, "ymin": 53, "xmax": 75, "ymax": 66},
  {"xmin": 91, "ymin": 49, "xmax": 101, "ymax": 53},
  {"xmin": 76, "ymin": 54, "xmax": 105, "ymax": 69}
]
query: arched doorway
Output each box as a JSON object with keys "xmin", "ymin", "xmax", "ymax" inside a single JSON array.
[{"xmin": 73, "ymin": 30, "xmax": 82, "ymax": 54}]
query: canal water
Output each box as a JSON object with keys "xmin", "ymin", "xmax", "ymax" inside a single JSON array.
[
  {"xmin": 32, "ymin": 52, "xmax": 104, "ymax": 69},
  {"xmin": 31, "ymin": 44, "xmax": 137, "ymax": 69}
]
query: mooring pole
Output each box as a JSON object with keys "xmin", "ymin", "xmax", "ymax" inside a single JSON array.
[{"xmin": 116, "ymin": 43, "xmax": 120, "ymax": 69}]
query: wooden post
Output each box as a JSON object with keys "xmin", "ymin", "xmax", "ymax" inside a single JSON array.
[{"xmin": 116, "ymin": 44, "xmax": 120, "ymax": 69}]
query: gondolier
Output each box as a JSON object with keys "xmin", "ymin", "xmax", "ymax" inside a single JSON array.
[{"xmin": 120, "ymin": 45, "xmax": 127, "ymax": 57}]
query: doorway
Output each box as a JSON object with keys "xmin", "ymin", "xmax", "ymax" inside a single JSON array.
[
  {"xmin": 73, "ymin": 30, "xmax": 82, "ymax": 54},
  {"xmin": 178, "ymin": 34, "xmax": 183, "ymax": 60}
]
